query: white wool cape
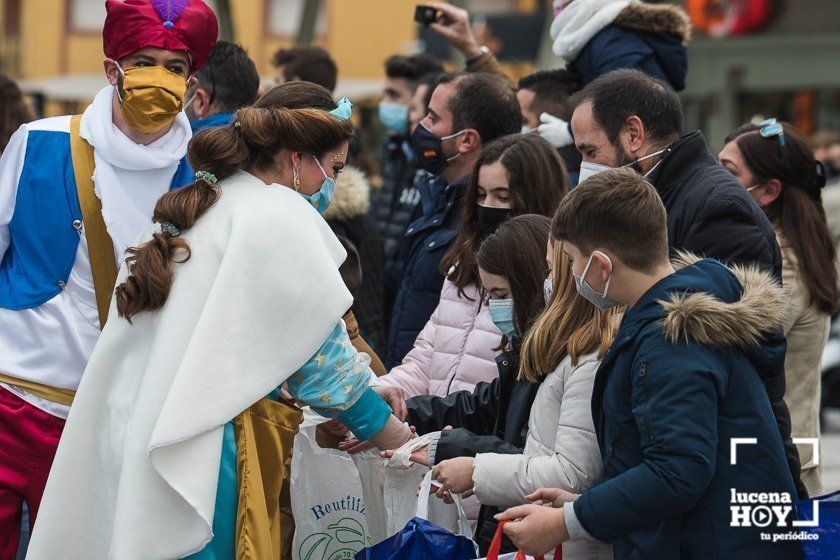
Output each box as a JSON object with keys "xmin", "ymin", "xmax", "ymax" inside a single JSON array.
[{"xmin": 27, "ymin": 171, "xmax": 352, "ymax": 559}]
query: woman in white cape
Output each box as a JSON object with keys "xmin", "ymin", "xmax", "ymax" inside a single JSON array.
[{"xmin": 27, "ymin": 87, "xmax": 412, "ymax": 560}]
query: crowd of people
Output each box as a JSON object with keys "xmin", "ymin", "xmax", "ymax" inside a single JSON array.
[{"xmin": 0, "ymin": 0, "xmax": 837, "ymax": 559}]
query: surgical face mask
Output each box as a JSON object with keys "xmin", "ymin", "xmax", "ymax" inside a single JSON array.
[
  {"xmin": 476, "ymin": 204, "xmax": 511, "ymax": 237},
  {"xmin": 573, "ymin": 251, "xmax": 620, "ymax": 310},
  {"xmin": 410, "ymin": 123, "xmax": 466, "ymax": 175},
  {"xmin": 578, "ymin": 161, "xmax": 613, "ymax": 183},
  {"xmin": 577, "ymin": 148, "xmax": 669, "ymax": 184},
  {"xmin": 544, "ymin": 277, "xmax": 554, "ymax": 304},
  {"xmin": 300, "ymin": 155, "xmax": 336, "ymax": 214},
  {"xmin": 116, "ymin": 63, "xmax": 188, "ymax": 134},
  {"xmin": 489, "ymin": 298, "xmax": 516, "ymax": 338},
  {"xmin": 521, "ymin": 125, "xmax": 533, "ymax": 134},
  {"xmin": 379, "ymin": 101, "xmax": 409, "ymax": 135}
]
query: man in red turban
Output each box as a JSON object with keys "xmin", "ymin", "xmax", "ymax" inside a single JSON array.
[
  {"xmin": 0, "ymin": 2, "xmax": 217, "ymax": 556},
  {"xmin": 104, "ymin": 0, "xmax": 218, "ymax": 72},
  {"xmin": 101, "ymin": 0, "xmax": 218, "ymax": 140}
]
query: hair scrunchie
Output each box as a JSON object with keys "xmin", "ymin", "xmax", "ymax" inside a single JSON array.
[
  {"xmin": 160, "ymin": 222, "xmax": 181, "ymax": 238},
  {"xmin": 195, "ymin": 170, "xmax": 218, "ymax": 185}
]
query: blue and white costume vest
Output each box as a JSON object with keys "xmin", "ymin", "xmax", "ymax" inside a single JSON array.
[
  {"xmin": 0, "ymin": 126, "xmax": 190, "ymax": 310},
  {"xmin": 0, "ymin": 105, "xmax": 193, "ymax": 419}
]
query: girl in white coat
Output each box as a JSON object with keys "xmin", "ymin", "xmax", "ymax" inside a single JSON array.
[{"xmin": 432, "ymin": 236, "xmax": 619, "ymax": 559}]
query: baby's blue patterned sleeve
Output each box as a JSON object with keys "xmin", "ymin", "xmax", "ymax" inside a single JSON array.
[{"xmin": 286, "ymin": 322, "xmax": 392, "ymax": 440}]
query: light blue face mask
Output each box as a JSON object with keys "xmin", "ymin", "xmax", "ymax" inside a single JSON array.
[
  {"xmin": 300, "ymin": 155, "xmax": 336, "ymax": 214},
  {"xmin": 379, "ymin": 101, "xmax": 409, "ymax": 135},
  {"xmin": 489, "ymin": 298, "xmax": 516, "ymax": 339},
  {"xmin": 574, "ymin": 251, "xmax": 621, "ymax": 310}
]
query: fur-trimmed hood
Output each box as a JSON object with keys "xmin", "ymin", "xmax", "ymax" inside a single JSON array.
[
  {"xmin": 614, "ymin": 1, "xmax": 692, "ymax": 44},
  {"xmin": 551, "ymin": 0, "xmax": 690, "ymax": 90},
  {"xmin": 322, "ymin": 165, "xmax": 371, "ymax": 221},
  {"xmin": 657, "ymin": 252, "xmax": 785, "ymax": 349}
]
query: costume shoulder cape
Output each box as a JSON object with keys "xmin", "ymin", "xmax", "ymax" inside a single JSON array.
[{"xmin": 27, "ymin": 171, "xmax": 352, "ymax": 560}]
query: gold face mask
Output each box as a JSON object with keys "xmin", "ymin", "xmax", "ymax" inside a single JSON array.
[{"xmin": 116, "ymin": 64, "xmax": 188, "ymax": 135}]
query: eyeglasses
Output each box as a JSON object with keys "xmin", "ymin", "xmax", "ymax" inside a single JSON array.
[{"xmin": 759, "ymin": 118, "xmax": 785, "ymax": 147}]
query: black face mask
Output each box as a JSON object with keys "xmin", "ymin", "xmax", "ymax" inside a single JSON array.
[
  {"xmin": 475, "ymin": 204, "xmax": 512, "ymax": 237},
  {"xmin": 410, "ymin": 123, "xmax": 464, "ymax": 175}
]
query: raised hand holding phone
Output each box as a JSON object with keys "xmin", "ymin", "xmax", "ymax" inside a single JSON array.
[{"xmin": 416, "ymin": 2, "xmax": 484, "ymax": 60}]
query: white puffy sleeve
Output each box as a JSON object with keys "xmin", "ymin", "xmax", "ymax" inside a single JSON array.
[{"xmin": 0, "ymin": 125, "xmax": 29, "ymax": 261}]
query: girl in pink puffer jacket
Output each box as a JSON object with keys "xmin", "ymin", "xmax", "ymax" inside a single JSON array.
[
  {"xmin": 379, "ymin": 277, "xmax": 501, "ymax": 398},
  {"xmin": 379, "ymin": 134, "xmax": 569, "ymax": 398}
]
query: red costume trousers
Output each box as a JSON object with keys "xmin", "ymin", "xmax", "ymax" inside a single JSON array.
[{"xmin": 0, "ymin": 387, "xmax": 64, "ymax": 560}]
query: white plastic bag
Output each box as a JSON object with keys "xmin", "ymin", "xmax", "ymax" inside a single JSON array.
[
  {"xmin": 351, "ymin": 450, "xmax": 388, "ymax": 544},
  {"xmin": 382, "ymin": 435, "xmax": 434, "ymax": 536},
  {"xmin": 291, "ymin": 417, "xmax": 372, "ymax": 560},
  {"xmin": 415, "ymin": 470, "xmax": 474, "ymax": 541},
  {"xmin": 353, "ymin": 433, "xmax": 471, "ymax": 540}
]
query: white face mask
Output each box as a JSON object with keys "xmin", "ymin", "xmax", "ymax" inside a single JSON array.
[
  {"xmin": 574, "ymin": 251, "xmax": 621, "ymax": 310},
  {"xmin": 578, "ymin": 148, "xmax": 669, "ymax": 184},
  {"xmin": 544, "ymin": 277, "xmax": 554, "ymax": 304},
  {"xmin": 578, "ymin": 161, "xmax": 612, "ymax": 183}
]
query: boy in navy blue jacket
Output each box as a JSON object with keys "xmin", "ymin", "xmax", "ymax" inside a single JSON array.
[{"xmin": 498, "ymin": 168, "xmax": 803, "ymax": 559}]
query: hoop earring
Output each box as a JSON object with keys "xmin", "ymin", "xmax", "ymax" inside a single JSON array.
[{"xmin": 293, "ymin": 166, "xmax": 301, "ymax": 191}]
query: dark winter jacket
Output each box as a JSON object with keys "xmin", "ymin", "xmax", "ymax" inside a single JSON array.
[
  {"xmin": 574, "ymin": 255, "xmax": 802, "ymax": 559},
  {"xmin": 651, "ymin": 131, "xmax": 783, "ymax": 282},
  {"xmin": 406, "ymin": 349, "xmax": 538, "ymax": 462},
  {"xmin": 648, "ymin": 131, "xmax": 805, "ymax": 499},
  {"xmin": 324, "ymin": 167, "xmax": 386, "ymax": 356},
  {"xmin": 385, "ymin": 173, "xmax": 466, "ymax": 368},
  {"xmin": 407, "ymin": 348, "xmax": 541, "ymax": 554},
  {"xmin": 372, "ymin": 135, "xmax": 422, "ymax": 262},
  {"xmin": 573, "ymin": 2, "xmax": 690, "ymax": 90},
  {"xmin": 375, "ymin": 138, "xmax": 424, "ymax": 332}
]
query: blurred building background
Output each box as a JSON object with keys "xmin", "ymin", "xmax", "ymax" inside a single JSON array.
[
  {"xmin": 1, "ymin": 0, "xmax": 839, "ymax": 153},
  {"xmin": 678, "ymin": 0, "xmax": 840, "ymax": 150}
]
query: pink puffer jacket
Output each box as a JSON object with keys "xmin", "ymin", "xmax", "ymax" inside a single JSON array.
[{"xmin": 379, "ymin": 279, "xmax": 503, "ymax": 398}]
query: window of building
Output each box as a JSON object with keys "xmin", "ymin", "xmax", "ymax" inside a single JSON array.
[
  {"xmin": 68, "ymin": 0, "xmax": 219, "ymax": 33},
  {"xmin": 267, "ymin": 0, "xmax": 326, "ymax": 37},
  {"xmin": 69, "ymin": 0, "xmax": 106, "ymax": 32}
]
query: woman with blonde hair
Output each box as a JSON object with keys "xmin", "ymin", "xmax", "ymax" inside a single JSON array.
[{"xmin": 399, "ymin": 214, "xmax": 617, "ymax": 557}]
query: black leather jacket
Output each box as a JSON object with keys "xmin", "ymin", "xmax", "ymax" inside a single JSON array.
[{"xmin": 407, "ymin": 347, "xmax": 542, "ymax": 553}]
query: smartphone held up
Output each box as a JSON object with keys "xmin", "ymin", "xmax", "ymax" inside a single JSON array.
[{"xmin": 414, "ymin": 5, "xmax": 439, "ymax": 27}]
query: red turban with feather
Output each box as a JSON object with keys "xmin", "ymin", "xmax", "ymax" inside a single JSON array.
[{"xmin": 103, "ymin": 0, "xmax": 218, "ymax": 71}]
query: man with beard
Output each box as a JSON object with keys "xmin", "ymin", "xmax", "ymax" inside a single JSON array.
[{"xmin": 567, "ymin": 68, "xmax": 806, "ymax": 501}]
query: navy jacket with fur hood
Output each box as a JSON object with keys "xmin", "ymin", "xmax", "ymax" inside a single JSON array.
[{"xmin": 575, "ymin": 255, "xmax": 802, "ymax": 559}]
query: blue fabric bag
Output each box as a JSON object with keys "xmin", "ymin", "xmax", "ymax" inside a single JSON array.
[
  {"xmin": 355, "ymin": 471, "xmax": 478, "ymax": 560},
  {"xmin": 797, "ymin": 489, "xmax": 840, "ymax": 558}
]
